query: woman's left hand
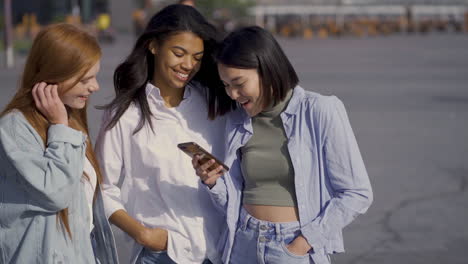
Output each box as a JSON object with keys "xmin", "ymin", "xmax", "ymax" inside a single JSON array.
[{"xmin": 286, "ymin": 234, "xmax": 313, "ymax": 256}]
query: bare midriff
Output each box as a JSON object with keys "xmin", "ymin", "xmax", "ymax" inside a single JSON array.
[{"xmin": 243, "ymin": 204, "xmax": 299, "ymax": 222}]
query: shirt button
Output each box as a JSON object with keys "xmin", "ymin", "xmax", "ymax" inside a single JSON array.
[{"xmin": 260, "ymin": 225, "xmax": 268, "ymax": 231}]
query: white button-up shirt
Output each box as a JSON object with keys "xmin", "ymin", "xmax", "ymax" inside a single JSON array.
[
  {"xmin": 83, "ymin": 158, "xmax": 97, "ymax": 232},
  {"xmin": 96, "ymin": 82, "xmax": 226, "ymax": 264}
]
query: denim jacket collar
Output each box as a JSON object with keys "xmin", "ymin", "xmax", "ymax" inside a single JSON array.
[
  {"xmin": 231, "ymin": 106, "xmax": 253, "ymax": 134},
  {"xmin": 283, "ymin": 86, "xmax": 305, "ymax": 116}
]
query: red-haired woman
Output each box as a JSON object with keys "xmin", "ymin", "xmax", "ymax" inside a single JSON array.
[{"xmin": 0, "ymin": 23, "xmax": 118, "ymax": 264}]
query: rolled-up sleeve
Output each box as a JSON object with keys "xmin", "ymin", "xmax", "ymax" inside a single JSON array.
[{"xmin": 95, "ymin": 111, "xmax": 126, "ymax": 219}]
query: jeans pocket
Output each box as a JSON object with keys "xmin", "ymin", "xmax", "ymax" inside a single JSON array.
[
  {"xmin": 145, "ymin": 248, "xmax": 166, "ymax": 254},
  {"xmin": 280, "ymin": 242, "xmax": 310, "ymax": 259},
  {"xmin": 280, "ymin": 232, "xmax": 309, "ymax": 259},
  {"xmin": 233, "ymin": 224, "xmax": 249, "ymax": 243},
  {"xmin": 310, "ymin": 250, "xmax": 331, "ymax": 264},
  {"xmin": 136, "ymin": 248, "xmax": 172, "ymax": 264}
]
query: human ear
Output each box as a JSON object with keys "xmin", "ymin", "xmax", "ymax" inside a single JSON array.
[{"xmin": 149, "ymin": 40, "xmax": 158, "ymax": 55}]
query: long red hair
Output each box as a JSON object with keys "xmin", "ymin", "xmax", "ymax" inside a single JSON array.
[{"xmin": 1, "ymin": 23, "xmax": 103, "ymax": 238}]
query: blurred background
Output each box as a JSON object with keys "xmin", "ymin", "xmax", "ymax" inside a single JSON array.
[
  {"xmin": 1, "ymin": 1, "xmax": 468, "ymax": 264},
  {"xmin": 2, "ymin": 0, "xmax": 468, "ymax": 57}
]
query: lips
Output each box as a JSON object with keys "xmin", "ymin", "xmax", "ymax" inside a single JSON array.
[
  {"xmin": 238, "ymin": 99, "xmax": 249, "ymax": 106},
  {"xmin": 174, "ymin": 69, "xmax": 189, "ymax": 81}
]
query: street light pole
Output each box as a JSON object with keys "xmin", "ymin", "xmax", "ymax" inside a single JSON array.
[
  {"xmin": 3, "ymin": 0, "xmax": 14, "ymax": 68},
  {"xmin": 71, "ymin": 0, "xmax": 81, "ymax": 17},
  {"xmin": 82, "ymin": 0, "xmax": 91, "ymax": 23}
]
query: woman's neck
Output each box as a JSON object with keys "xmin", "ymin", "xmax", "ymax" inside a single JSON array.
[{"xmin": 151, "ymin": 81, "xmax": 184, "ymax": 108}]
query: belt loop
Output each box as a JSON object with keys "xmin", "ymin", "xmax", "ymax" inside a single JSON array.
[
  {"xmin": 240, "ymin": 209, "xmax": 250, "ymax": 231},
  {"xmin": 275, "ymin": 223, "xmax": 282, "ymax": 242},
  {"xmin": 243, "ymin": 214, "xmax": 251, "ymax": 231}
]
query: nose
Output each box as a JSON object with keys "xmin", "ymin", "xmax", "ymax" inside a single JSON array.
[
  {"xmin": 226, "ymin": 86, "xmax": 239, "ymax": 100},
  {"xmin": 181, "ymin": 56, "xmax": 195, "ymax": 71},
  {"xmin": 88, "ymin": 78, "xmax": 100, "ymax": 93}
]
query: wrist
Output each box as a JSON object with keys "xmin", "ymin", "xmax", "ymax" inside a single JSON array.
[
  {"xmin": 158, "ymin": 229, "xmax": 168, "ymax": 249},
  {"xmin": 201, "ymin": 179, "xmax": 216, "ymax": 189},
  {"xmin": 134, "ymin": 226, "xmax": 150, "ymax": 247},
  {"xmin": 50, "ymin": 120, "xmax": 69, "ymax": 126}
]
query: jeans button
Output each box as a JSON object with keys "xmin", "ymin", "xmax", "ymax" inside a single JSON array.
[
  {"xmin": 260, "ymin": 225, "xmax": 268, "ymax": 230},
  {"xmin": 259, "ymin": 236, "xmax": 267, "ymax": 242}
]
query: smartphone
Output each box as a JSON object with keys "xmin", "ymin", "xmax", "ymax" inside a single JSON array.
[{"xmin": 177, "ymin": 142, "xmax": 229, "ymax": 172}]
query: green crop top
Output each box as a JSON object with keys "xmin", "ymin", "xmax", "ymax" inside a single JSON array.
[{"xmin": 240, "ymin": 89, "xmax": 297, "ymax": 207}]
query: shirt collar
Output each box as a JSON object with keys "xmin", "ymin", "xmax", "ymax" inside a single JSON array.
[
  {"xmin": 283, "ymin": 85, "xmax": 304, "ymax": 116},
  {"xmin": 229, "ymin": 106, "xmax": 252, "ymax": 134},
  {"xmin": 145, "ymin": 81, "xmax": 193, "ymax": 104}
]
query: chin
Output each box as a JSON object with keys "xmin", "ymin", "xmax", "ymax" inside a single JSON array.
[
  {"xmin": 171, "ymin": 81, "xmax": 187, "ymax": 90},
  {"xmin": 66, "ymin": 103, "xmax": 86, "ymax": 110},
  {"xmin": 248, "ymin": 109, "xmax": 262, "ymax": 117},
  {"xmin": 246, "ymin": 110, "xmax": 256, "ymax": 117}
]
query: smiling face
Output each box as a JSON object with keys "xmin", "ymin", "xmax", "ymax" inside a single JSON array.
[
  {"xmin": 59, "ymin": 60, "xmax": 101, "ymax": 109},
  {"xmin": 150, "ymin": 31, "xmax": 203, "ymax": 94},
  {"xmin": 217, "ymin": 64, "xmax": 266, "ymax": 117}
]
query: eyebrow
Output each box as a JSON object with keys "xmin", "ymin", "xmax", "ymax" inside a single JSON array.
[
  {"xmin": 81, "ymin": 75, "xmax": 94, "ymax": 81},
  {"xmin": 230, "ymin": 76, "xmax": 243, "ymax": 83},
  {"xmin": 172, "ymin": 46, "xmax": 204, "ymax": 55}
]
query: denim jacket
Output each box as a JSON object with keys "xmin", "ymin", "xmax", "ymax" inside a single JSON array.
[
  {"xmin": 208, "ymin": 86, "xmax": 373, "ymax": 263},
  {"xmin": 0, "ymin": 111, "xmax": 119, "ymax": 264}
]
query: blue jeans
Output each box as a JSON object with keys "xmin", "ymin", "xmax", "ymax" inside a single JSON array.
[
  {"xmin": 230, "ymin": 208, "xmax": 330, "ymax": 264},
  {"xmin": 136, "ymin": 248, "xmax": 213, "ymax": 264}
]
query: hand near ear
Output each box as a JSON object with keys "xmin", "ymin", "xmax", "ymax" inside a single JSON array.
[{"xmin": 32, "ymin": 82, "xmax": 68, "ymax": 126}]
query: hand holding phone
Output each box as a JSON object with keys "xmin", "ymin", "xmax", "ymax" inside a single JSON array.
[
  {"xmin": 177, "ymin": 142, "xmax": 228, "ymax": 171},
  {"xmin": 178, "ymin": 142, "xmax": 228, "ymax": 188}
]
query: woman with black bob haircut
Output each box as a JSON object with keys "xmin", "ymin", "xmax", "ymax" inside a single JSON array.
[
  {"xmin": 194, "ymin": 26, "xmax": 373, "ymax": 263},
  {"xmin": 96, "ymin": 4, "xmax": 233, "ymax": 264},
  {"xmin": 215, "ymin": 25, "xmax": 299, "ymax": 109}
]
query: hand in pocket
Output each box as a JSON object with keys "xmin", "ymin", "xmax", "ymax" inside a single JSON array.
[{"xmin": 285, "ymin": 234, "xmax": 312, "ymax": 256}]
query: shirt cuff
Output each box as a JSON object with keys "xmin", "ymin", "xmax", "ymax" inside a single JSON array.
[
  {"xmin": 206, "ymin": 179, "xmax": 225, "ymax": 195},
  {"xmin": 300, "ymin": 221, "xmax": 328, "ymax": 251},
  {"xmin": 47, "ymin": 124, "xmax": 87, "ymax": 146}
]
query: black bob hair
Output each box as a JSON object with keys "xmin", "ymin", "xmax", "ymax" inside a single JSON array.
[{"xmin": 216, "ymin": 26, "xmax": 299, "ymax": 107}]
